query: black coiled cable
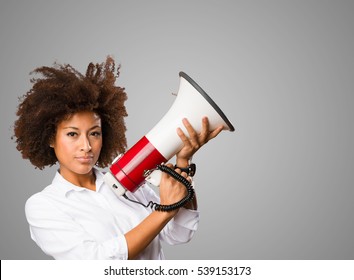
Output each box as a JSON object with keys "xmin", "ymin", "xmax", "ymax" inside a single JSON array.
[{"xmin": 123, "ymin": 164, "xmax": 195, "ymax": 212}]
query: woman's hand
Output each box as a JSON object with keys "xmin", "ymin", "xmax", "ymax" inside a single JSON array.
[
  {"xmin": 125, "ymin": 164, "xmax": 192, "ymax": 259},
  {"xmin": 158, "ymin": 163, "xmax": 192, "ymax": 216},
  {"xmin": 175, "ymin": 117, "xmax": 223, "ymax": 167}
]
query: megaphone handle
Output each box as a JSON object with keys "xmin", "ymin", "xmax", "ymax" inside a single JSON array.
[{"xmin": 122, "ymin": 164, "xmax": 195, "ymax": 212}]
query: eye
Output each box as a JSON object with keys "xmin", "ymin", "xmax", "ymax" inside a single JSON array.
[
  {"xmin": 90, "ymin": 131, "xmax": 102, "ymax": 137},
  {"xmin": 67, "ymin": 132, "xmax": 78, "ymax": 137}
]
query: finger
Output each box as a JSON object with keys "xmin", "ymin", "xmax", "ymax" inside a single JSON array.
[
  {"xmin": 180, "ymin": 171, "xmax": 192, "ymax": 184},
  {"xmin": 173, "ymin": 168, "xmax": 190, "ymax": 183},
  {"xmin": 207, "ymin": 125, "xmax": 224, "ymax": 141},
  {"xmin": 181, "ymin": 118, "xmax": 200, "ymax": 147},
  {"xmin": 178, "ymin": 171, "xmax": 193, "ymax": 185},
  {"xmin": 199, "ymin": 116, "xmax": 210, "ymax": 144},
  {"xmin": 176, "ymin": 127, "xmax": 191, "ymax": 147},
  {"xmin": 174, "ymin": 167, "xmax": 182, "ymax": 174},
  {"xmin": 161, "ymin": 163, "xmax": 175, "ymax": 180},
  {"xmin": 182, "ymin": 118, "xmax": 198, "ymax": 138}
]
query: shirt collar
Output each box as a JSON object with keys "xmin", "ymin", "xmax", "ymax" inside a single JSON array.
[{"xmin": 51, "ymin": 167, "xmax": 105, "ymax": 197}]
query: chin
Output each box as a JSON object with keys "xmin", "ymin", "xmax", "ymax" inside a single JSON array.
[{"xmin": 74, "ymin": 165, "xmax": 95, "ymax": 175}]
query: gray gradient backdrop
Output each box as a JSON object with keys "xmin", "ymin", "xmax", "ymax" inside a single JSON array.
[{"xmin": 1, "ymin": 0, "xmax": 353, "ymax": 260}]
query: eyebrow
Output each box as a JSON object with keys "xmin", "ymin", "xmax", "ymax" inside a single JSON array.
[{"xmin": 62, "ymin": 125, "xmax": 101, "ymax": 131}]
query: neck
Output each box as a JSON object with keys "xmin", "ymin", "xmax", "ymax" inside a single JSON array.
[{"xmin": 59, "ymin": 168, "xmax": 97, "ymax": 191}]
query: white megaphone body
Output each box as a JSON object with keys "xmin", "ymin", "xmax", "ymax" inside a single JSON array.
[{"xmin": 103, "ymin": 72, "xmax": 235, "ymax": 196}]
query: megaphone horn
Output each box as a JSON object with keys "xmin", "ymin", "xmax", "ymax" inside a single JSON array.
[{"xmin": 104, "ymin": 71, "xmax": 235, "ymax": 196}]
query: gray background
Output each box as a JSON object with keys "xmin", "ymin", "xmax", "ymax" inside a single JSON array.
[{"xmin": 1, "ymin": 0, "xmax": 353, "ymax": 260}]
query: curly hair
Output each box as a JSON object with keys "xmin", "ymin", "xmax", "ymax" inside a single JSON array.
[{"xmin": 13, "ymin": 56, "xmax": 128, "ymax": 169}]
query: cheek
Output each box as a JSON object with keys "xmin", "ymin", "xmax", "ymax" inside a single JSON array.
[
  {"xmin": 93, "ymin": 139, "xmax": 103, "ymax": 153},
  {"xmin": 53, "ymin": 137, "xmax": 75, "ymax": 160}
]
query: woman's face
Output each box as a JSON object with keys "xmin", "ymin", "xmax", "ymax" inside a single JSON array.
[{"xmin": 51, "ymin": 111, "xmax": 102, "ymax": 182}]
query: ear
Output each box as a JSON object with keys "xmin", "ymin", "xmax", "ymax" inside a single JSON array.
[{"xmin": 49, "ymin": 137, "xmax": 55, "ymax": 148}]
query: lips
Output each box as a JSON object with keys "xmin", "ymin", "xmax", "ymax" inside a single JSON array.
[{"xmin": 75, "ymin": 155, "xmax": 94, "ymax": 163}]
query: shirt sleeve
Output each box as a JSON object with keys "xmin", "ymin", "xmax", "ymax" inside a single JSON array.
[
  {"xmin": 25, "ymin": 194, "xmax": 128, "ymax": 260},
  {"xmin": 160, "ymin": 207, "xmax": 200, "ymax": 245},
  {"xmin": 139, "ymin": 185, "xmax": 200, "ymax": 245}
]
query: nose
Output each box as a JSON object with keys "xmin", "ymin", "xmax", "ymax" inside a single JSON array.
[{"xmin": 80, "ymin": 135, "xmax": 92, "ymax": 152}]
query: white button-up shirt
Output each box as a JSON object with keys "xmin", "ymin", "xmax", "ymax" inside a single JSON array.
[{"xmin": 25, "ymin": 168, "xmax": 199, "ymax": 260}]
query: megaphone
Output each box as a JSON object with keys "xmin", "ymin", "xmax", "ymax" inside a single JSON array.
[{"xmin": 104, "ymin": 72, "xmax": 235, "ymax": 197}]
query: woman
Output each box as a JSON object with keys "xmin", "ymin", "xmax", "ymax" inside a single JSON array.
[{"xmin": 13, "ymin": 56, "xmax": 222, "ymax": 260}]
